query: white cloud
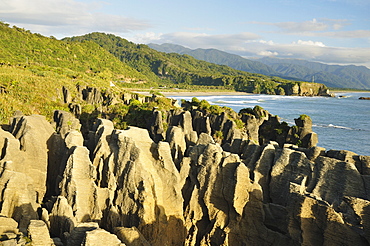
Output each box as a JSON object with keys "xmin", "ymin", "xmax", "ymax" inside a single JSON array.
[
  {"xmin": 133, "ymin": 32, "xmax": 261, "ymax": 49},
  {"xmin": 251, "ymin": 18, "xmax": 353, "ymax": 36},
  {"xmin": 257, "ymin": 51, "xmax": 279, "ymax": 56},
  {"xmin": 275, "ymin": 19, "xmax": 329, "ymax": 32},
  {"xmin": 319, "ymin": 30, "xmax": 370, "ymax": 38},
  {"xmin": 131, "ymin": 32, "xmax": 164, "ymax": 44},
  {"xmin": 0, "ymin": 0, "xmax": 150, "ymax": 37},
  {"xmin": 293, "ymin": 40, "xmax": 326, "ymax": 47},
  {"xmin": 258, "ymin": 40, "xmax": 275, "ymax": 45},
  {"xmin": 137, "ymin": 31, "xmax": 370, "ymax": 67},
  {"xmin": 184, "ymin": 27, "xmax": 215, "ymax": 32},
  {"xmin": 236, "ymin": 40, "xmax": 370, "ymax": 68},
  {"xmin": 252, "ymin": 19, "xmax": 333, "ymax": 32}
]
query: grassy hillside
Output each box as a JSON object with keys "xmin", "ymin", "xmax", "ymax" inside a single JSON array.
[
  {"xmin": 64, "ymin": 32, "xmax": 300, "ymax": 94},
  {"xmin": 0, "ymin": 23, "xmax": 147, "ymax": 83},
  {"xmin": 0, "ymin": 22, "xmax": 153, "ymax": 123}
]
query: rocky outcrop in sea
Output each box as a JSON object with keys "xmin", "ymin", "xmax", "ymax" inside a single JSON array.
[{"xmin": 0, "ymin": 93, "xmax": 369, "ymax": 245}]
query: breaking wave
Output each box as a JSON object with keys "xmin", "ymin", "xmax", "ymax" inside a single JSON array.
[{"xmin": 313, "ymin": 123, "xmax": 366, "ymax": 131}]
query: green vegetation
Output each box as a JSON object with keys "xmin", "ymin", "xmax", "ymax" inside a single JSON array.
[
  {"xmin": 107, "ymin": 95, "xmax": 176, "ymax": 130},
  {"xmin": 239, "ymin": 105, "xmax": 268, "ymax": 119},
  {"xmin": 0, "ymin": 23, "xmax": 146, "ymax": 82},
  {"xmin": 182, "ymin": 97, "xmax": 243, "ymax": 129},
  {"xmin": 213, "ymin": 130, "xmax": 224, "ymax": 142},
  {"xmin": 299, "ymin": 114, "xmax": 310, "ymax": 120},
  {"xmin": 0, "ymin": 64, "xmax": 69, "ymax": 123},
  {"xmin": 148, "ymin": 43, "xmax": 277, "ymax": 76},
  {"xmin": 0, "ymin": 22, "xmax": 330, "ymax": 125},
  {"xmin": 0, "ymin": 22, "xmax": 150, "ymax": 123},
  {"xmin": 186, "ymin": 97, "xmax": 227, "ymax": 115},
  {"xmin": 64, "ymin": 32, "xmax": 320, "ymax": 94},
  {"xmin": 150, "ymin": 43, "xmax": 370, "ymax": 90},
  {"xmin": 257, "ymin": 57, "xmax": 370, "ymax": 90}
]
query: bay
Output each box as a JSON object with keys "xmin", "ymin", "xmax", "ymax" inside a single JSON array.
[{"xmin": 169, "ymin": 92, "xmax": 370, "ymax": 156}]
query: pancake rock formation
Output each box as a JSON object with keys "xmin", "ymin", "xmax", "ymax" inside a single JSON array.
[{"xmin": 0, "ymin": 101, "xmax": 369, "ymax": 246}]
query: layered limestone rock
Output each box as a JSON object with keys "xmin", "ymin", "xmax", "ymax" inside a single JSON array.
[
  {"xmin": 0, "ymin": 216, "xmax": 18, "ymax": 234},
  {"xmin": 53, "ymin": 110, "xmax": 81, "ymax": 139},
  {"xmin": 0, "ymin": 104, "xmax": 369, "ymax": 246},
  {"xmin": 0, "ymin": 125, "xmax": 41, "ymax": 232},
  {"xmin": 183, "ymin": 142, "xmax": 294, "ymax": 245},
  {"xmin": 82, "ymin": 228, "xmax": 124, "ymax": 246},
  {"xmin": 9, "ymin": 115, "xmax": 56, "ymax": 203},
  {"xmin": 100, "ymin": 127, "xmax": 186, "ymax": 245},
  {"xmin": 166, "ymin": 126, "xmax": 187, "ymax": 169},
  {"xmin": 28, "ymin": 220, "xmax": 55, "ymax": 246},
  {"xmin": 287, "ymin": 188, "xmax": 368, "ymax": 245},
  {"xmin": 66, "ymin": 222, "xmax": 99, "ymax": 246},
  {"xmin": 282, "ymin": 82, "xmax": 333, "ymax": 97},
  {"xmin": 114, "ymin": 227, "xmax": 150, "ymax": 246},
  {"xmin": 269, "ymin": 148, "xmax": 313, "ymax": 206},
  {"xmin": 0, "ymin": 169, "xmax": 39, "ymax": 233},
  {"xmin": 59, "ymin": 146, "xmax": 101, "ymax": 223},
  {"xmin": 49, "ymin": 196, "xmax": 76, "ymax": 239}
]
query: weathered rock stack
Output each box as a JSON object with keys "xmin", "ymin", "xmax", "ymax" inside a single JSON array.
[{"xmin": 0, "ymin": 102, "xmax": 369, "ymax": 245}]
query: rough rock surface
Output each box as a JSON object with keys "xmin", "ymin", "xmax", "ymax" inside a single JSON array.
[
  {"xmin": 0, "ymin": 103, "xmax": 369, "ymax": 246},
  {"xmin": 59, "ymin": 146, "xmax": 101, "ymax": 223},
  {"xmin": 114, "ymin": 227, "xmax": 150, "ymax": 246},
  {"xmin": 49, "ymin": 196, "xmax": 76, "ymax": 239},
  {"xmin": 9, "ymin": 115, "xmax": 55, "ymax": 203},
  {"xmin": 28, "ymin": 220, "xmax": 54, "ymax": 246},
  {"xmin": 0, "ymin": 217, "xmax": 18, "ymax": 234},
  {"xmin": 82, "ymin": 228, "xmax": 124, "ymax": 246},
  {"xmin": 66, "ymin": 222, "xmax": 99, "ymax": 246}
]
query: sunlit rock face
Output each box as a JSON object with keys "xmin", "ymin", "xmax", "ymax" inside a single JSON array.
[{"xmin": 0, "ymin": 106, "xmax": 369, "ymax": 245}]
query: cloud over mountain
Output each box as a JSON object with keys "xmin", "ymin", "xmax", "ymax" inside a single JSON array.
[{"xmin": 141, "ymin": 31, "xmax": 370, "ymax": 68}]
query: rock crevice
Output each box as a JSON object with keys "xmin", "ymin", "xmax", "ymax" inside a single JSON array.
[{"xmin": 0, "ymin": 103, "xmax": 369, "ymax": 245}]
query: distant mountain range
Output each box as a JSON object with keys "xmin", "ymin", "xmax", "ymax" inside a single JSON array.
[{"xmin": 149, "ymin": 43, "xmax": 370, "ymax": 89}]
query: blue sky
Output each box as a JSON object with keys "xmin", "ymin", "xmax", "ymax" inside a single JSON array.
[{"xmin": 1, "ymin": 0, "xmax": 369, "ymax": 67}]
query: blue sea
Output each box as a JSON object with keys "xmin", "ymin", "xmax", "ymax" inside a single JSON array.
[{"xmin": 169, "ymin": 92, "xmax": 370, "ymax": 156}]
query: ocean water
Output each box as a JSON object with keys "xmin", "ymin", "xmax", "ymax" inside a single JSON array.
[{"xmin": 169, "ymin": 92, "xmax": 370, "ymax": 156}]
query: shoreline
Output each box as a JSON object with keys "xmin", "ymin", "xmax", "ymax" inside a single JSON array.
[
  {"xmin": 331, "ymin": 90, "xmax": 370, "ymax": 93},
  {"xmin": 133, "ymin": 90, "xmax": 253, "ymax": 97},
  {"xmin": 161, "ymin": 91, "xmax": 253, "ymax": 97},
  {"xmin": 133, "ymin": 89, "xmax": 370, "ymax": 98}
]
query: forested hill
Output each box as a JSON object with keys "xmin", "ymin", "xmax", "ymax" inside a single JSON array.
[
  {"xmin": 256, "ymin": 57, "xmax": 370, "ymax": 89},
  {"xmin": 0, "ymin": 22, "xmax": 147, "ymax": 83},
  {"xmin": 64, "ymin": 32, "xmax": 315, "ymax": 94},
  {"xmin": 149, "ymin": 43, "xmax": 370, "ymax": 90},
  {"xmin": 148, "ymin": 43, "xmax": 276, "ymax": 76}
]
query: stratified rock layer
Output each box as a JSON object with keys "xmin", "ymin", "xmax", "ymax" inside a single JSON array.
[{"xmin": 0, "ymin": 103, "xmax": 369, "ymax": 246}]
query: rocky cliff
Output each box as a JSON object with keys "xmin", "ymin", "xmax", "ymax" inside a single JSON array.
[
  {"xmin": 0, "ymin": 94, "xmax": 369, "ymax": 245},
  {"xmin": 281, "ymin": 82, "xmax": 334, "ymax": 97}
]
